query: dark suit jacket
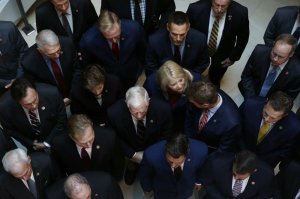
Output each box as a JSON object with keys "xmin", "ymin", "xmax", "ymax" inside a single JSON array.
[
  {"xmin": 0, "ymin": 152, "xmax": 59, "ymax": 199},
  {"xmin": 263, "ymin": 6, "xmax": 300, "ymax": 58},
  {"xmin": 21, "ymin": 36, "xmax": 80, "ymax": 97},
  {"xmin": 79, "ymin": 20, "xmax": 146, "ymax": 89},
  {"xmin": 46, "ymin": 171, "xmax": 123, "ymax": 199},
  {"xmin": 35, "ymin": 0, "xmax": 98, "ymax": 47},
  {"xmin": 201, "ymin": 152, "xmax": 275, "ymax": 199},
  {"xmin": 238, "ymin": 44, "xmax": 300, "ymax": 99},
  {"xmin": 140, "ymin": 138, "xmax": 207, "ymax": 199},
  {"xmin": 107, "ymin": 98, "xmax": 173, "ymax": 158},
  {"xmin": 70, "ymin": 74, "xmax": 123, "ymax": 126},
  {"xmin": 185, "ymin": 90, "xmax": 241, "ymax": 152},
  {"xmin": 100, "ymin": 0, "xmax": 175, "ymax": 35},
  {"xmin": 145, "ymin": 28, "xmax": 210, "ymax": 78},
  {"xmin": 0, "ymin": 83, "xmax": 67, "ymax": 149},
  {"xmin": 239, "ymin": 97, "xmax": 300, "ymax": 168},
  {"xmin": 0, "ymin": 21, "xmax": 28, "ymax": 87},
  {"xmin": 0, "ymin": 128, "xmax": 16, "ymax": 172},
  {"xmin": 52, "ymin": 125, "xmax": 118, "ymax": 176},
  {"xmin": 187, "ymin": 0, "xmax": 249, "ymax": 63}
]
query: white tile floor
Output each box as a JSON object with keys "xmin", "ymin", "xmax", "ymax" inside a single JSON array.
[{"xmin": 15, "ymin": 0, "xmax": 299, "ymax": 198}]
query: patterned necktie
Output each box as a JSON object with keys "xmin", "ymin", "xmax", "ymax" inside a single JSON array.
[
  {"xmin": 27, "ymin": 178, "xmax": 38, "ymax": 199},
  {"xmin": 50, "ymin": 59, "xmax": 67, "ymax": 97},
  {"xmin": 173, "ymin": 166, "xmax": 182, "ymax": 181},
  {"xmin": 174, "ymin": 45, "xmax": 181, "ymax": 64},
  {"xmin": 257, "ymin": 121, "xmax": 271, "ymax": 144},
  {"xmin": 134, "ymin": 0, "xmax": 143, "ymax": 25},
  {"xmin": 29, "ymin": 110, "xmax": 41, "ymax": 135},
  {"xmin": 198, "ymin": 109, "xmax": 209, "ymax": 132},
  {"xmin": 61, "ymin": 13, "xmax": 73, "ymax": 37},
  {"xmin": 232, "ymin": 179, "xmax": 243, "ymax": 197},
  {"xmin": 293, "ymin": 26, "xmax": 300, "ymax": 41},
  {"xmin": 111, "ymin": 42, "xmax": 119, "ymax": 59},
  {"xmin": 81, "ymin": 147, "xmax": 91, "ymax": 170},
  {"xmin": 208, "ymin": 17, "xmax": 220, "ymax": 56},
  {"xmin": 259, "ymin": 66, "xmax": 278, "ymax": 97}
]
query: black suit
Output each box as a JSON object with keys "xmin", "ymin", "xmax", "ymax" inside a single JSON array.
[
  {"xmin": 107, "ymin": 98, "xmax": 173, "ymax": 158},
  {"xmin": 0, "ymin": 128, "xmax": 16, "ymax": 172},
  {"xmin": 70, "ymin": 74, "xmax": 123, "ymax": 126},
  {"xmin": 46, "ymin": 171, "xmax": 124, "ymax": 199},
  {"xmin": 0, "ymin": 152, "xmax": 59, "ymax": 199},
  {"xmin": 238, "ymin": 44, "xmax": 300, "ymax": 99},
  {"xmin": 36, "ymin": 0, "xmax": 98, "ymax": 47},
  {"xmin": 21, "ymin": 36, "xmax": 80, "ymax": 97},
  {"xmin": 0, "ymin": 83, "xmax": 67, "ymax": 150},
  {"xmin": 100, "ymin": 0, "xmax": 175, "ymax": 36},
  {"xmin": 187, "ymin": 0, "xmax": 249, "ymax": 86}
]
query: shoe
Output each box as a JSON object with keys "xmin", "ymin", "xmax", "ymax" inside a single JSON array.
[{"xmin": 124, "ymin": 167, "xmax": 137, "ymax": 185}]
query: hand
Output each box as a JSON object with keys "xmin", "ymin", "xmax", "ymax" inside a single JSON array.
[
  {"xmin": 194, "ymin": 184, "xmax": 202, "ymax": 191},
  {"xmin": 221, "ymin": 58, "xmax": 234, "ymax": 68},
  {"xmin": 63, "ymin": 98, "xmax": 71, "ymax": 106},
  {"xmin": 131, "ymin": 151, "xmax": 144, "ymax": 163},
  {"xmin": 33, "ymin": 142, "xmax": 46, "ymax": 150},
  {"xmin": 144, "ymin": 191, "xmax": 153, "ymax": 198},
  {"xmin": 5, "ymin": 79, "xmax": 15, "ymax": 89}
]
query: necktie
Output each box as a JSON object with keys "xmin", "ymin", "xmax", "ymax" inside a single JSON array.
[
  {"xmin": 27, "ymin": 178, "xmax": 38, "ymax": 199},
  {"xmin": 173, "ymin": 166, "xmax": 182, "ymax": 181},
  {"xmin": 134, "ymin": 0, "xmax": 143, "ymax": 25},
  {"xmin": 61, "ymin": 13, "xmax": 73, "ymax": 37},
  {"xmin": 208, "ymin": 17, "xmax": 220, "ymax": 56},
  {"xmin": 257, "ymin": 121, "xmax": 271, "ymax": 144},
  {"xmin": 29, "ymin": 110, "xmax": 41, "ymax": 135},
  {"xmin": 259, "ymin": 66, "xmax": 278, "ymax": 97},
  {"xmin": 293, "ymin": 26, "xmax": 300, "ymax": 41},
  {"xmin": 111, "ymin": 42, "xmax": 119, "ymax": 59},
  {"xmin": 50, "ymin": 59, "xmax": 67, "ymax": 97},
  {"xmin": 173, "ymin": 45, "xmax": 181, "ymax": 64},
  {"xmin": 232, "ymin": 179, "xmax": 243, "ymax": 197},
  {"xmin": 198, "ymin": 109, "xmax": 209, "ymax": 132},
  {"xmin": 137, "ymin": 120, "xmax": 145, "ymax": 139},
  {"xmin": 81, "ymin": 147, "xmax": 91, "ymax": 170}
]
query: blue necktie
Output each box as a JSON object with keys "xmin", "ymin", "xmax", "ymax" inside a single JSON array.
[
  {"xmin": 293, "ymin": 27, "xmax": 300, "ymax": 41},
  {"xmin": 259, "ymin": 66, "xmax": 278, "ymax": 97}
]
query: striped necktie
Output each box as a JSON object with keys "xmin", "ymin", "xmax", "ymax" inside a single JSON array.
[
  {"xmin": 232, "ymin": 179, "xmax": 243, "ymax": 197},
  {"xmin": 29, "ymin": 110, "xmax": 41, "ymax": 135},
  {"xmin": 208, "ymin": 17, "xmax": 220, "ymax": 56},
  {"xmin": 198, "ymin": 109, "xmax": 209, "ymax": 132}
]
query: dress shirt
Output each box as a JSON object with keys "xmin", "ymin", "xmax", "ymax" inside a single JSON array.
[
  {"xmin": 198, "ymin": 94, "xmax": 222, "ymax": 124},
  {"xmin": 130, "ymin": 0, "xmax": 146, "ymax": 24},
  {"xmin": 171, "ymin": 162, "xmax": 184, "ymax": 172},
  {"xmin": 131, "ymin": 116, "xmax": 146, "ymax": 132},
  {"xmin": 231, "ymin": 176, "xmax": 250, "ymax": 194},
  {"xmin": 22, "ymin": 108, "xmax": 41, "ymax": 125},
  {"xmin": 96, "ymin": 95, "xmax": 102, "ymax": 106},
  {"xmin": 56, "ymin": 4, "xmax": 74, "ymax": 32},
  {"xmin": 76, "ymin": 144, "xmax": 92, "ymax": 158},
  {"xmin": 207, "ymin": 10, "xmax": 226, "ymax": 49}
]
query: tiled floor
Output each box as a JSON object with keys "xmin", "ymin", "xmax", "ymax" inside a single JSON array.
[{"xmin": 15, "ymin": 0, "xmax": 299, "ymax": 198}]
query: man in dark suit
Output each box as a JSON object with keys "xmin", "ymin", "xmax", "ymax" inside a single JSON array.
[
  {"xmin": 36, "ymin": 0, "xmax": 98, "ymax": 48},
  {"xmin": 107, "ymin": 86, "xmax": 173, "ymax": 185},
  {"xmin": 0, "ymin": 21, "xmax": 28, "ymax": 95},
  {"xmin": 145, "ymin": 11, "xmax": 210, "ymax": 79},
  {"xmin": 185, "ymin": 81, "xmax": 241, "ymax": 153},
  {"xmin": 140, "ymin": 134, "xmax": 207, "ymax": 199},
  {"xmin": 80, "ymin": 10, "xmax": 146, "ymax": 90},
  {"xmin": 239, "ymin": 91, "xmax": 300, "ymax": 168},
  {"xmin": 239, "ymin": 34, "xmax": 300, "ymax": 99},
  {"xmin": 0, "ymin": 149, "xmax": 59, "ymax": 199},
  {"xmin": 264, "ymin": 6, "xmax": 300, "ymax": 58},
  {"xmin": 70, "ymin": 64, "xmax": 123, "ymax": 126},
  {"xmin": 0, "ymin": 78, "xmax": 67, "ymax": 151},
  {"xmin": 100, "ymin": 0, "xmax": 175, "ymax": 36},
  {"xmin": 21, "ymin": 29, "xmax": 80, "ymax": 104},
  {"xmin": 0, "ymin": 127, "xmax": 17, "ymax": 172},
  {"xmin": 46, "ymin": 171, "xmax": 123, "ymax": 199},
  {"xmin": 201, "ymin": 150, "xmax": 275, "ymax": 199},
  {"xmin": 187, "ymin": 0, "xmax": 249, "ymax": 87},
  {"xmin": 52, "ymin": 114, "xmax": 122, "ymax": 180}
]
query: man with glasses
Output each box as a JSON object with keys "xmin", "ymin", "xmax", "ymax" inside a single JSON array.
[
  {"xmin": 238, "ymin": 34, "xmax": 300, "ymax": 99},
  {"xmin": 21, "ymin": 29, "xmax": 80, "ymax": 105},
  {"xmin": 0, "ymin": 78, "xmax": 67, "ymax": 151}
]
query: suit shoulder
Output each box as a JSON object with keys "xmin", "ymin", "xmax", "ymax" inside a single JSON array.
[
  {"xmin": 189, "ymin": 139, "xmax": 208, "ymax": 155},
  {"xmin": 150, "ymin": 98, "xmax": 170, "ymax": 110},
  {"xmin": 276, "ymin": 6, "xmax": 298, "ymax": 13},
  {"xmin": 36, "ymin": 83, "xmax": 61, "ymax": 96},
  {"xmin": 231, "ymin": 1, "xmax": 248, "ymax": 11},
  {"xmin": 188, "ymin": 0, "xmax": 210, "ymax": 10},
  {"xmin": 36, "ymin": 1, "xmax": 52, "ymax": 13},
  {"xmin": 94, "ymin": 126, "xmax": 116, "ymax": 139},
  {"xmin": 145, "ymin": 140, "xmax": 166, "ymax": 154},
  {"xmin": 121, "ymin": 20, "xmax": 143, "ymax": 34},
  {"xmin": 188, "ymin": 28, "xmax": 207, "ymax": 41},
  {"xmin": 107, "ymin": 99, "xmax": 126, "ymax": 114}
]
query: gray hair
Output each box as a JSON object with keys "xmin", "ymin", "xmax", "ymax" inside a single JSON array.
[
  {"xmin": 36, "ymin": 29, "xmax": 59, "ymax": 49},
  {"xmin": 64, "ymin": 173, "xmax": 90, "ymax": 198},
  {"xmin": 125, "ymin": 86, "xmax": 150, "ymax": 108},
  {"xmin": 2, "ymin": 148, "xmax": 30, "ymax": 174}
]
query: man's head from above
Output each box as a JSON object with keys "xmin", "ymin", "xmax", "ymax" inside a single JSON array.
[
  {"xmin": 64, "ymin": 173, "xmax": 92, "ymax": 199},
  {"xmin": 83, "ymin": 64, "xmax": 106, "ymax": 98},
  {"xmin": 98, "ymin": 10, "xmax": 121, "ymax": 43},
  {"xmin": 50, "ymin": 0, "xmax": 70, "ymax": 14},
  {"xmin": 211, "ymin": 0, "xmax": 232, "ymax": 18},
  {"xmin": 232, "ymin": 150, "xmax": 257, "ymax": 180},
  {"xmin": 167, "ymin": 11, "xmax": 190, "ymax": 46},
  {"xmin": 36, "ymin": 29, "xmax": 61, "ymax": 60}
]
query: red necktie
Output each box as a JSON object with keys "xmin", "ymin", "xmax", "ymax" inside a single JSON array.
[
  {"xmin": 50, "ymin": 59, "xmax": 67, "ymax": 97},
  {"xmin": 111, "ymin": 42, "xmax": 119, "ymax": 59},
  {"xmin": 81, "ymin": 147, "xmax": 91, "ymax": 170},
  {"xmin": 198, "ymin": 109, "xmax": 209, "ymax": 131}
]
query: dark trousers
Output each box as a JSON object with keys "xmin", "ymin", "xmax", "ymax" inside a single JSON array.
[{"xmin": 208, "ymin": 58, "xmax": 228, "ymax": 88}]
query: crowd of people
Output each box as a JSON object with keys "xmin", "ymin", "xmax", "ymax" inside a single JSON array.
[{"xmin": 0, "ymin": 0, "xmax": 300, "ymax": 198}]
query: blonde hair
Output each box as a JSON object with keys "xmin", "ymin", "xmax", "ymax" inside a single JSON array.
[
  {"xmin": 98, "ymin": 10, "xmax": 120, "ymax": 33},
  {"xmin": 157, "ymin": 60, "xmax": 193, "ymax": 98}
]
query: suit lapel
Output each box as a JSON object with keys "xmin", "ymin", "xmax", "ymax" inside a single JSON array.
[
  {"xmin": 270, "ymin": 60, "xmax": 291, "ymax": 92},
  {"xmin": 182, "ymin": 33, "xmax": 192, "ymax": 65},
  {"xmin": 70, "ymin": 0, "xmax": 79, "ymax": 37}
]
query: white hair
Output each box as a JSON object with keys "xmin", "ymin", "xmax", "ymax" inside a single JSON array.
[
  {"xmin": 36, "ymin": 29, "xmax": 59, "ymax": 49},
  {"xmin": 2, "ymin": 148, "xmax": 30, "ymax": 174},
  {"xmin": 125, "ymin": 86, "xmax": 150, "ymax": 108},
  {"xmin": 64, "ymin": 173, "xmax": 90, "ymax": 198}
]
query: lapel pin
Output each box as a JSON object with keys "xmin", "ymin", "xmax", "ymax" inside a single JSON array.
[
  {"xmin": 213, "ymin": 119, "xmax": 217, "ymax": 123},
  {"xmin": 0, "ymin": 38, "xmax": 2, "ymax": 42},
  {"xmin": 150, "ymin": 120, "xmax": 154, "ymax": 123},
  {"xmin": 105, "ymin": 89, "xmax": 108, "ymax": 93},
  {"xmin": 187, "ymin": 158, "xmax": 191, "ymax": 162},
  {"xmin": 285, "ymin": 72, "xmax": 289, "ymax": 75},
  {"xmin": 95, "ymin": 193, "xmax": 99, "ymax": 197},
  {"xmin": 41, "ymin": 106, "xmax": 45, "ymax": 110},
  {"xmin": 76, "ymin": 9, "xmax": 79, "ymax": 13},
  {"xmin": 96, "ymin": 145, "xmax": 100, "ymax": 149},
  {"xmin": 251, "ymin": 181, "xmax": 255, "ymax": 185},
  {"xmin": 36, "ymin": 172, "xmax": 40, "ymax": 176},
  {"xmin": 228, "ymin": 15, "xmax": 232, "ymax": 21},
  {"xmin": 279, "ymin": 126, "xmax": 283, "ymax": 130},
  {"xmin": 187, "ymin": 44, "xmax": 191, "ymax": 48},
  {"xmin": 121, "ymin": 37, "xmax": 125, "ymax": 41}
]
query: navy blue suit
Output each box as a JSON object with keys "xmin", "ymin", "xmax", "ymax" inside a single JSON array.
[
  {"xmin": 238, "ymin": 44, "xmax": 300, "ymax": 99},
  {"xmin": 140, "ymin": 138, "xmax": 208, "ymax": 199},
  {"xmin": 185, "ymin": 90, "xmax": 241, "ymax": 152},
  {"xmin": 145, "ymin": 28, "xmax": 209, "ymax": 78},
  {"xmin": 79, "ymin": 20, "xmax": 146, "ymax": 90},
  {"xmin": 239, "ymin": 97, "xmax": 300, "ymax": 168},
  {"xmin": 201, "ymin": 152, "xmax": 275, "ymax": 199}
]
